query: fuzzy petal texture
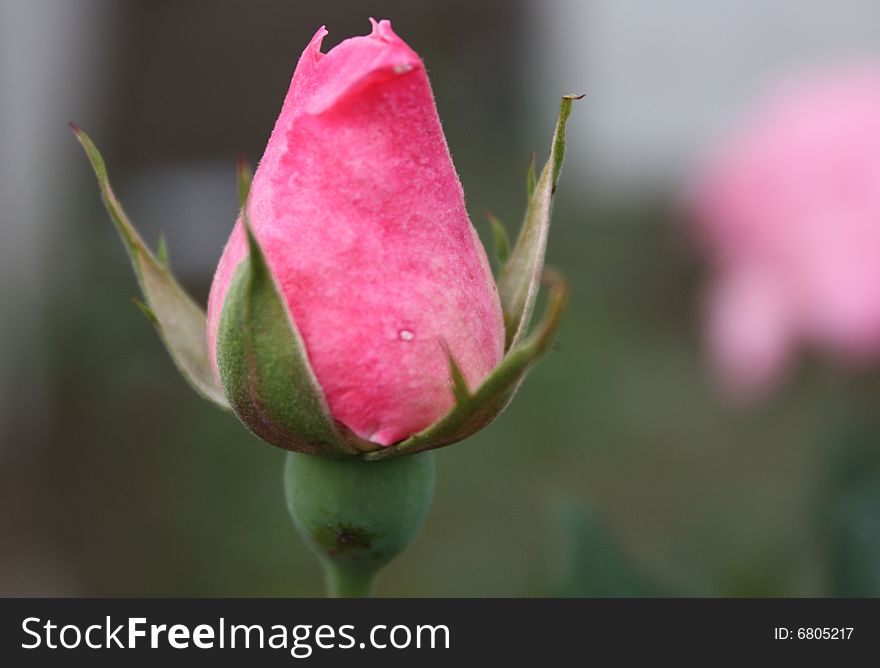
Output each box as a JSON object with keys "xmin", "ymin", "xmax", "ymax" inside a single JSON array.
[
  {"xmin": 208, "ymin": 20, "xmax": 504, "ymax": 446},
  {"xmin": 691, "ymin": 65, "xmax": 880, "ymax": 395}
]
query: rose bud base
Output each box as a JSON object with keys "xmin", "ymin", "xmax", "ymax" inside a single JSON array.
[{"xmin": 284, "ymin": 451, "xmax": 435, "ymax": 597}]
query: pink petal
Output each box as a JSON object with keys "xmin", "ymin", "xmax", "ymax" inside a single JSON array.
[{"xmin": 208, "ymin": 20, "xmax": 504, "ymax": 446}]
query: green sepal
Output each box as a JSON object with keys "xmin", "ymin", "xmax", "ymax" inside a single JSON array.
[
  {"xmin": 365, "ymin": 269, "xmax": 568, "ymax": 461},
  {"xmin": 367, "ymin": 100, "xmax": 578, "ymax": 459},
  {"xmin": 445, "ymin": 347, "xmax": 472, "ymax": 406},
  {"xmin": 71, "ymin": 125, "xmax": 229, "ymax": 408},
  {"xmin": 132, "ymin": 298, "xmax": 158, "ymax": 326},
  {"xmin": 236, "ymin": 154, "xmax": 253, "ymax": 209},
  {"xmin": 486, "ymin": 212, "xmax": 511, "ymax": 266},
  {"xmin": 499, "ymin": 95, "xmax": 581, "ymax": 350},
  {"xmin": 216, "ymin": 176, "xmax": 375, "ymax": 456},
  {"xmin": 156, "ymin": 232, "xmax": 170, "ymax": 268},
  {"xmin": 526, "ymin": 151, "xmax": 537, "ymax": 200}
]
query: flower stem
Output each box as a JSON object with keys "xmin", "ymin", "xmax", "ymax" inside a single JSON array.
[{"xmin": 323, "ymin": 562, "xmax": 377, "ymax": 598}]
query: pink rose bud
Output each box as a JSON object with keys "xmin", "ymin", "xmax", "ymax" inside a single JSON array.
[
  {"xmin": 207, "ymin": 20, "xmax": 504, "ymax": 446},
  {"xmin": 691, "ymin": 66, "xmax": 880, "ymax": 397},
  {"xmin": 73, "ymin": 19, "xmax": 577, "ymax": 458}
]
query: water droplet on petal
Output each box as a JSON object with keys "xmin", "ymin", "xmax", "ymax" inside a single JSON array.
[{"xmin": 399, "ymin": 329, "xmax": 415, "ymax": 342}]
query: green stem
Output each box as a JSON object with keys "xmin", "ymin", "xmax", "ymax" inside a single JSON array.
[{"xmin": 324, "ymin": 562, "xmax": 377, "ymax": 598}]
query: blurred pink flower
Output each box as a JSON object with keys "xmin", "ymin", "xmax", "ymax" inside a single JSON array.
[
  {"xmin": 207, "ymin": 20, "xmax": 504, "ymax": 445},
  {"xmin": 691, "ymin": 66, "xmax": 880, "ymax": 397}
]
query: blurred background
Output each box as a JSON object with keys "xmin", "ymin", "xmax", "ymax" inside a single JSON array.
[{"xmin": 3, "ymin": 0, "xmax": 880, "ymax": 596}]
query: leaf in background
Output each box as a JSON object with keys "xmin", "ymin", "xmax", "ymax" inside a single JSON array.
[
  {"xmin": 828, "ymin": 479, "xmax": 880, "ymax": 596},
  {"xmin": 499, "ymin": 95, "xmax": 581, "ymax": 350},
  {"xmin": 552, "ymin": 501, "xmax": 656, "ymax": 597},
  {"xmin": 71, "ymin": 125, "xmax": 229, "ymax": 409},
  {"xmin": 825, "ymin": 430, "xmax": 880, "ymax": 596}
]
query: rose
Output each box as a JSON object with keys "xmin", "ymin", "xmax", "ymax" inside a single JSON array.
[
  {"xmin": 207, "ymin": 19, "xmax": 505, "ymax": 448},
  {"xmin": 690, "ymin": 66, "xmax": 880, "ymax": 397},
  {"xmin": 73, "ymin": 19, "xmax": 578, "ymax": 459},
  {"xmin": 73, "ymin": 19, "xmax": 579, "ymax": 595}
]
